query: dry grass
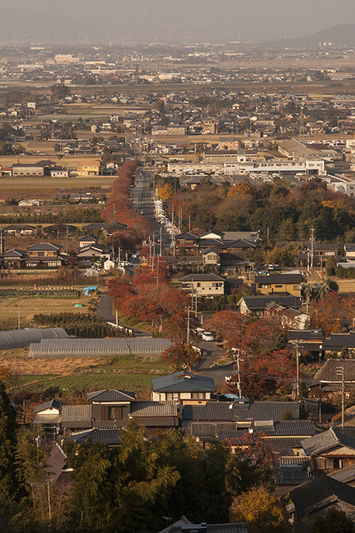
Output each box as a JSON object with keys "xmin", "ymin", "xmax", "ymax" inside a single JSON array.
[
  {"xmin": 0, "ymin": 354, "xmax": 107, "ymax": 376},
  {"xmin": 335, "ymin": 280, "xmax": 355, "ymax": 293},
  {"xmin": 0, "ymin": 296, "xmax": 91, "ymax": 323},
  {"xmin": 0, "ymin": 175, "xmax": 116, "ymax": 190}
]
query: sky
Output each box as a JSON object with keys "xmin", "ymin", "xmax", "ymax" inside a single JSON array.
[{"xmin": 1, "ymin": 0, "xmax": 355, "ymax": 44}]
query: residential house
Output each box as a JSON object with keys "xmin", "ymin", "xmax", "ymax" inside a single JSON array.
[
  {"xmin": 238, "ymin": 295, "xmax": 302, "ymax": 316},
  {"xmin": 345, "ymin": 244, "xmax": 355, "ymax": 261},
  {"xmin": 35, "ymin": 389, "xmax": 180, "ymax": 440},
  {"xmin": 165, "ymin": 522, "xmax": 247, "ymax": 533},
  {"xmin": 18, "ymin": 199, "xmax": 41, "ymax": 207},
  {"xmin": 33, "ymin": 399, "xmax": 64, "ymax": 435},
  {"xmin": 151, "ymin": 371, "xmax": 216, "ymax": 404},
  {"xmin": 201, "ymin": 248, "xmax": 219, "ymax": 266},
  {"xmin": 79, "ymin": 235, "xmax": 98, "ymax": 248},
  {"xmin": 182, "ymin": 399, "xmax": 300, "ymax": 438},
  {"xmin": 1, "ymin": 249, "xmax": 28, "ymax": 268},
  {"xmin": 328, "ymin": 464, "xmax": 355, "ymax": 487},
  {"xmin": 223, "ymin": 239, "xmax": 257, "ymax": 254},
  {"xmin": 76, "ymin": 244, "xmax": 108, "ymax": 263},
  {"xmin": 253, "ymin": 272, "xmax": 303, "ymax": 297},
  {"xmin": 105, "ymin": 222, "xmax": 128, "ymax": 235},
  {"xmin": 26, "ymin": 243, "xmax": 64, "ymax": 267},
  {"xmin": 175, "ymin": 232, "xmax": 200, "ymax": 253},
  {"xmin": 287, "ymin": 329, "xmax": 324, "ymax": 354},
  {"xmin": 311, "ymin": 242, "xmax": 342, "ymax": 267},
  {"xmin": 76, "ymin": 160, "xmax": 102, "ymax": 176},
  {"xmin": 180, "ymin": 273, "xmax": 225, "ymax": 297},
  {"xmin": 288, "ymin": 474, "xmax": 355, "ymax": 528},
  {"xmin": 310, "ymin": 359, "xmax": 355, "ymax": 400},
  {"xmin": 4, "ymin": 224, "xmax": 35, "ymax": 235},
  {"xmin": 301, "ymin": 427, "xmax": 355, "ymax": 473}
]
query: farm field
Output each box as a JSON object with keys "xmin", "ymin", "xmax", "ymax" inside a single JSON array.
[
  {"xmin": 0, "ymin": 295, "xmax": 90, "ymax": 324},
  {"xmin": 0, "ymin": 174, "xmax": 116, "ymax": 189},
  {"xmin": 10, "ymin": 372, "xmax": 158, "ymax": 393},
  {"xmin": 2, "ymin": 352, "xmax": 169, "ymax": 395}
]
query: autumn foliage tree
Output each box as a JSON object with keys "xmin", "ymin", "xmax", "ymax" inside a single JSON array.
[
  {"xmin": 162, "ymin": 342, "xmax": 201, "ymax": 371},
  {"xmin": 310, "ymin": 292, "xmax": 355, "ymax": 336},
  {"xmin": 101, "ymin": 160, "xmax": 152, "ymax": 250},
  {"xmin": 229, "ymin": 484, "xmax": 293, "ymax": 533},
  {"xmin": 230, "ymin": 349, "xmax": 296, "ymax": 400},
  {"xmin": 107, "ymin": 262, "xmax": 189, "ymax": 329}
]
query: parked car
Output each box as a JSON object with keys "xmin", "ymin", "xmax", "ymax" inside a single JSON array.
[{"xmin": 201, "ymin": 331, "xmax": 214, "ymax": 342}]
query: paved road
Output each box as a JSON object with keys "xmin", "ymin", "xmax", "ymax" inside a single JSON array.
[
  {"xmin": 196, "ymin": 340, "xmax": 235, "ymax": 384},
  {"xmin": 132, "ymin": 169, "xmax": 171, "ymax": 252},
  {"xmin": 97, "ymin": 292, "xmax": 115, "ymax": 322}
]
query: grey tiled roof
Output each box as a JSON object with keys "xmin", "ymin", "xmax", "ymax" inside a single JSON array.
[
  {"xmin": 274, "ymin": 420, "xmax": 315, "ymax": 436},
  {"xmin": 288, "ymin": 329, "xmax": 324, "ymax": 341},
  {"xmin": 328, "ymin": 464, "xmax": 355, "ymax": 483},
  {"xmin": 191, "ymin": 422, "xmax": 238, "ymax": 437},
  {"xmin": 301, "ymin": 427, "xmax": 355, "ymax": 456},
  {"xmin": 290, "ymin": 474, "xmax": 355, "ymax": 518},
  {"xmin": 46, "ymin": 443, "xmax": 67, "ymax": 482},
  {"xmin": 152, "ymin": 372, "xmax": 216, "ymax": 393},
  {"xmin": 169, "ymin": 523, "xmax": 248, "ymax": 533},
  {"xmin": 87, "ymin": 389, "xmax": 135, "ymax": 402},
  {"xmin": 182, "ymin": 401, "xmax": 299, "ymax": 422},
  {"xmin": 315, "ymin": 359, "xmax": 355, "ymax": 381},
  {"xmin": 71, "ymin": 428, "xmax": 121, "ymax": 445},
  {"xmin": 180, "ymin": 273, "xmax": 225, "ymax": 282},
  {"xmin": 62, "ymin": 405, "xmax": 92, "ymax": 422},
  {"xmin": 33, "ymin": 399, "xmax": 64, "ymax": 414},
  {"xmin": 241, "ymin": 295, "xmax": 301, "ymax": 310},
  {"xmin": 255, "ymin": 273, "xmax": 303, "ymax": 284},
  {"xmin": 27, "ymin": 243, "xmax": 61, "ymax": 251},
  {"xmin": 322, "ymin": 333, "xmax": 355, "ymax": 351},
  {"xmin": 130, "ymin": 401, "xmax": 177, "ymax": 417}
]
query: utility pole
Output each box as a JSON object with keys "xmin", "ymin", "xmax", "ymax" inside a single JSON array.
[
  {"xmin": 296, "ymin": 342, "xmax": 300, "ymax": 399},
  {"xmin": 267, "ymin": 227, "xmax": 270, "ymax": 247},
  {"xmin": 236, "ymin": 351, "xmax": 242, "ymax": 399},
  {"xmin": 186, "ymin": 306, "xmax": 191, "ymax": 344},
  {"xmin": 336, "ymin": 366, "xmax": 345, "ymax": 431},
  {"xmin": 189, "ymin": 215, "xmax": 191, "ymax": 233},
  {"xmin": 310, "ymin": 228, "xmax": 315, "ymax": 270},
  {"xmin": 66, "ymin": 226, "xmax": 69, "ymax": 254},
  {"xmin": 160, "ymin": 225, "xmax": 162, "ymax": 257}
]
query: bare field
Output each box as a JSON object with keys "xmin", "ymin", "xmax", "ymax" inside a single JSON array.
[
  {"xmin": 0, "ymin": 175, "xmax": 116, "ymax": 190},
  {"xmin": 334, "ymin": 280, "xmax": 355, "ymax": 293},
  {"xmin": 0, "ymin": 296, "xmax": 91, "ymax": 323},
  {"xmin": 0, "ymin": 355, "xmax": 108, "ymax": 376}
]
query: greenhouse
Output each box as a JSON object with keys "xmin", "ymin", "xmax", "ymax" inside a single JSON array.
[
  {"xmin": 28, "ymin": 337, "xmax": 173, "ymax": 358},
  {"xmin": 0, "ymin": 328, "xmax": 68, "ymax": 350}
]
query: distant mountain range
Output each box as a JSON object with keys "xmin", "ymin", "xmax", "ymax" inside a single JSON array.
[{"xmin": 263, "ymin": 23, "xmax": 355, "ymax": 49}]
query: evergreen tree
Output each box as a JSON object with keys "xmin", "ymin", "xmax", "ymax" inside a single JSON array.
[{"xmin": 0, "ymin": 381, "xmax": 18, "ymax": 502}]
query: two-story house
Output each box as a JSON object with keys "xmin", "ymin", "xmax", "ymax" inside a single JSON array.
[
  {"xmin": 26, "ymin": 243, "xmax": 64, "ymax": 267},
  {"xmin": 254, "ymin": 272, "xmax": 303, "ymax": 297},
  {"xmin": 180, "ymin": 273, "xmax": 225, "ymax": 297},
  {"xmin": 151, "ymin": 371, "xmax": 216, "ymax": 404}
]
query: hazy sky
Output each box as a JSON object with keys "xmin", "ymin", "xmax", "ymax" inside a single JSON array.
[{"xmin": 1, "ymin": 0, "xmax": 355, "ymax": 43}]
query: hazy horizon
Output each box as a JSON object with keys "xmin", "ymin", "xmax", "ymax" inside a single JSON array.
[{"xmin": 1, "ymin": 0, "xmax": 355, "ymax": 44}]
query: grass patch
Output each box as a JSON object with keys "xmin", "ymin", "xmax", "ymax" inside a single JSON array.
[{"xmin": 16, "ymin": 372, "xmax": 158, "ymax": 393}]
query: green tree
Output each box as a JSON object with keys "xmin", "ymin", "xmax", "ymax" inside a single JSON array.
[
  {"xmin": 311, "ymin": 508, "xmax": 355, "ymax": 533},
  {"xmin": 50, "ymin": 84, "xmax": 71, "ymax": 100},
  {"xmin": 0, "ymin": 381, "xmax": 18, "ymax": 502},
  {"xmin": 68, "ymin": 440, "xmax": 113, "ymax": 530}
]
